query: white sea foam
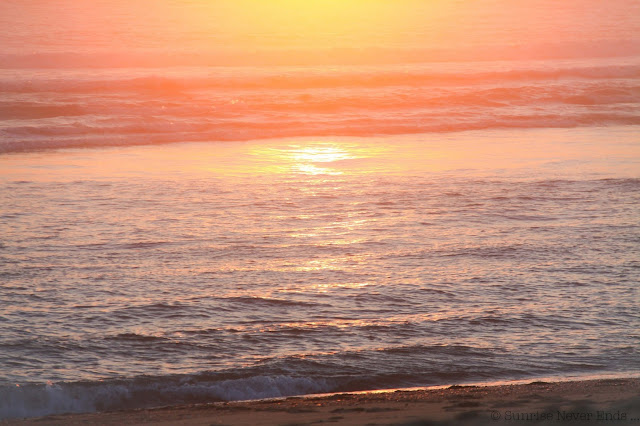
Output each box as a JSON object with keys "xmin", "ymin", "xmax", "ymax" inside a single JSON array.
[{"xmin": 0, "ymin": 375, "xmax": 333, "ymax": 420}]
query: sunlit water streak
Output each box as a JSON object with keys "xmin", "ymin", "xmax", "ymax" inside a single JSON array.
[{"xmin": 1, "ymin": 128, "xmax": 639, "ymax": 418}]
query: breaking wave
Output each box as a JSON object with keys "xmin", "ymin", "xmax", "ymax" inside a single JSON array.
[
  {"xmin": 2, "ymin": 342, "xmax": 637, "ymax": 420},
  {"xmin": 1, "ymin": 61, "xmax": 639, "ymax": 153}
]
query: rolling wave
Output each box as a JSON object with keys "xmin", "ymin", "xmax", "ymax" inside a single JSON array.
[
  {"xmin": 2, "ymin": 113, "xmax": 638, "ymax": 153},
  {"xmin": 1, "ymin": 64, "xmax": 639, "ymax": 93},
  {"xmin": 2, "ymin": 343, "xmax": 636, "ymax": 420},
  {"xmin": 1, "ymin": 59, "xmax": 638, "ymax": 153}
]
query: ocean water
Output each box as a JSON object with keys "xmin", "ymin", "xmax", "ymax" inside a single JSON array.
[{"xmin": 1, "ymin": 0, "xmax": 640, "ymax": 420}]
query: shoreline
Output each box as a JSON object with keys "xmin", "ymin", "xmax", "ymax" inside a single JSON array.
[{"xmin": 4, "ymin": 377, "xmax": 639, "ymax": 425}]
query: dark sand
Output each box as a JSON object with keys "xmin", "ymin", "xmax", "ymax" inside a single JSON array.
[{"xmin": 3, "ymin": 378, "xmax": 639, "ymax": 425}]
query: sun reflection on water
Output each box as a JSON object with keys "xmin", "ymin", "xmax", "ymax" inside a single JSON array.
[
  {"xmin": 250, "ymin": 141, "xmax": 388, "ymax": 175},
  {"xmin": 289, "ymin": 145, "xmax": 355, "ymax": 163}
]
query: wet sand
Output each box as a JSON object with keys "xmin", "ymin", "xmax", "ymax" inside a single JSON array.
[{"xmin": 4, "ymin": 378, "xmax": 639, "ymax": 425}]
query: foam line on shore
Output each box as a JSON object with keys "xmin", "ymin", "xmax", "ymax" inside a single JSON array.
[{"xmin": 6, "ymin": 377, "xmax": 640, "ymax": 426}]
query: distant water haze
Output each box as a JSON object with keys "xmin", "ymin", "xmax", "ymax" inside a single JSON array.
[{"xmin": 1, "ymin": 0, "xmax": 639, "ymax": 65}]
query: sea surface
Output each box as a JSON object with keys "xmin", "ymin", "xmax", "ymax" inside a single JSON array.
[{"xmin": 1, "ymin": 0, "xmax": 640, "ymax": 420}]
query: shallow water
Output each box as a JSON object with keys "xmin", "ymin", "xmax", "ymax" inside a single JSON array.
[{"xmin": 1, "ymin": 128, "xmax": 639, "ymax": 418}]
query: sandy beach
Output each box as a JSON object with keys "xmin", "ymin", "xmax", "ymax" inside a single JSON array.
[{"xmin": 4, "ymin": 378, "xmax": 639, "ymax": 425}]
